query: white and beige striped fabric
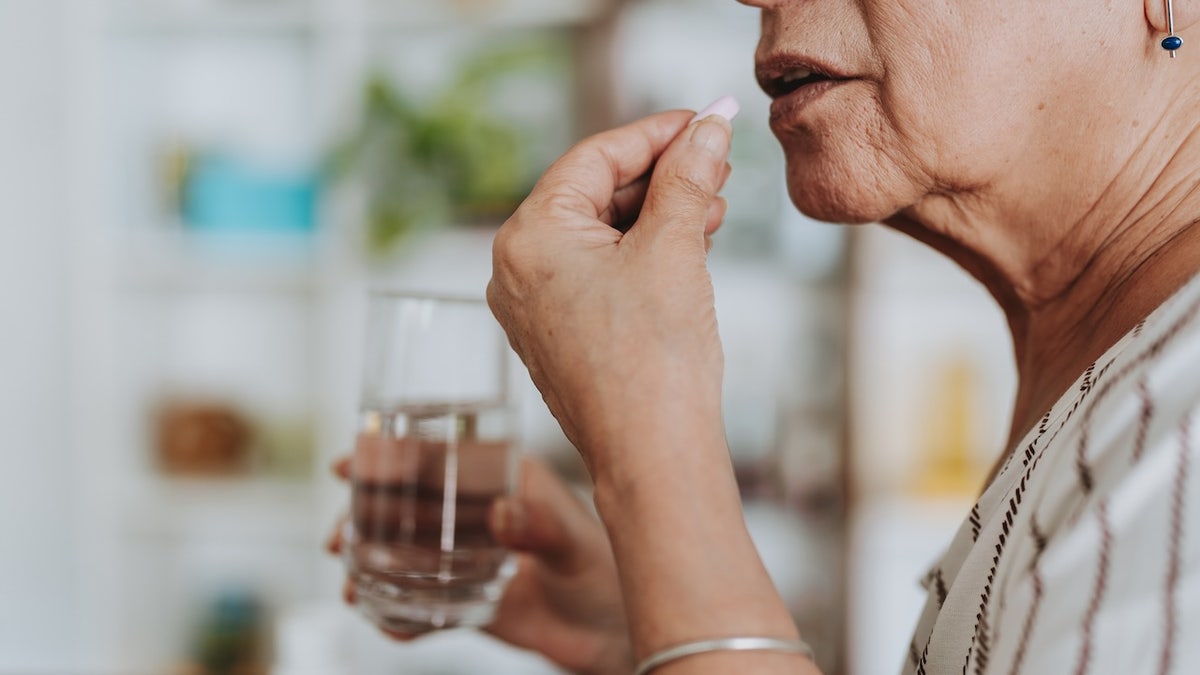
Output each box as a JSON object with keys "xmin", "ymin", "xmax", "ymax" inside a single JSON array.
[{"xmin": 903, "ymin": 272, "xmax": 1200, "ymax": 675}]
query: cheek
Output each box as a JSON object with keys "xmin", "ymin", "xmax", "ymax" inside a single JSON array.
[
  {"xmin": 778, "ymin": 85, "xmax": 930, "ymax": 223},
  {"xmin": 869, "ymin": 6, "xmax": 1055, "ymax": 193},
  {"xmin": 879, "ymin": 64, "xmax": 1019, "ymax": 192}
]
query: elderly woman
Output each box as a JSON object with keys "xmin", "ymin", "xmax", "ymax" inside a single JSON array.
[{"xmin": 334, "ymin": 1, "xmax": 1200, "ymax": 673}]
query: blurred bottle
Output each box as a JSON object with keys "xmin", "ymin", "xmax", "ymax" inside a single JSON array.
[
  {"xmin": 155, "ymin": 401, "xmax": 253, "ymax": 477},
  {"xmin": 174, "ymin": 589, "xmax": 269, "ymax": 675},
  {"xmin": 160, "ymin": 139, "xmax": 193, "ymax": 225},
  {"xmin": 909, "ymin": 356, "xmax": 985, "ymax": 498}
]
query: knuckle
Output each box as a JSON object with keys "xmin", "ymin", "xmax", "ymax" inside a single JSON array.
[
  {"xmin": 485, "ymin": 280, "xmax": 500, "ymax": 315},
  {"xmin": 491, "ymin": 221, "xmax": 518, "ymax": 260},
  {"xmin": 662, "ymin": 166, "xmax": 713, "ymax": 204},
  {"xmin": 492, "ymin": 226, "xmax": 535, "ymax": 275},
  {"xmin": 569, "ymin": 135, "xmax": 606, "ymax": 161}
]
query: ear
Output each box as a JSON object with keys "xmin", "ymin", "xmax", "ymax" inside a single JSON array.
[{"xmin": 1146, "ymin": 0, "xmax": 1200, "ymax": 34}]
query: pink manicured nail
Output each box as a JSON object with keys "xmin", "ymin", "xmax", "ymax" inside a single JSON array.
[{"xmin": 690, "ymin": 95, "xmax": 741, "ymax": 125}]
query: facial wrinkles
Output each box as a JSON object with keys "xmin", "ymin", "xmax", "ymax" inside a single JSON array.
[
  {"xmin": 859, "ymin": 2, "xmax": 1085, "ymax": 292},
  {"xmin": 856, "ymin": 91, "xmax": 926, "ymax": 206},
  {"xmin": 869, "ymin": 2, "xmax": 985, "ymax": 194},
  {"xmin": 762, "ymin": 1, "xmax": 926, "ymax": 208}
]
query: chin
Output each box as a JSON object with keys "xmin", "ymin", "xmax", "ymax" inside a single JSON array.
[{"xmin": 783, "ymin": 157, "xmax": 902, "ymax": 225}]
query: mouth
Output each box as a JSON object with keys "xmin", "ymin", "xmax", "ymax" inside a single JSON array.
[
  {"xmin": 757, "ymin": 65, "xmax": 839, "ymax": 100},
  {"xmin": 756, "ymin": 55, "xmax": 854, "ymax": 123}
]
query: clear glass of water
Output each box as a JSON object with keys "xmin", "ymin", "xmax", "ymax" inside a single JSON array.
[{"xmin": 345, "ymin": 292, "xmax": 517, "ymax": 634}]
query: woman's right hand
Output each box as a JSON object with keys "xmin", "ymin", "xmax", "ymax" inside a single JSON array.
[{"xmin": 326, "ymin": 456, "xmax": 632, "ymax": 675}]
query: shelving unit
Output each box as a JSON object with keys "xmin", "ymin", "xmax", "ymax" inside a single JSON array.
[{"xmin": 67, "ymin": 0, "xmax": 624, "ymax": 672}]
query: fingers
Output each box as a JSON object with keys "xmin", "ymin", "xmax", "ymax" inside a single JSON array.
[
  {"xmin": 705, "ymin": 196, "xmax": 729, "ymax": 236},
  {"xmin": 330, "ymin": 454, "xmax": 431, "ymax": 646},
  {"xmin": 603, "ymin": 163, "xmax": 731, "ymax": 233},
  {"xmin": 489, "ymin": 458, "xmax": 603, "ymax": 574},
  {"xmin": 532, "ymin": 110, "xmax": 694, "ymax": 220},
  {"xmin": 325, "ymin": 514, "xmax": 348, "ymax": 554},
  {"xmin": 599, "ymin": 174, "xmax": 651, "ymax": 232},
  {"xmin": 332, "ymin": 456, "xmax": 351, "ymax": 481},
  {"xmin": 326, "ymin": 458, "xmax": 352, "ymax": 553},
  {"xmin": 630, "ymin": 109, "xmax": 736, "ymax": 245}
]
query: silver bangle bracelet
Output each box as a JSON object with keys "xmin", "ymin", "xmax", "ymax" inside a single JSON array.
[{"xmin": 632, "ymin": 636, "xmax": 815, "ymax": 675}]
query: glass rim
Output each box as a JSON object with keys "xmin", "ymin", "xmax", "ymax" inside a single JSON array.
[{"xmin": 367, "ymin": 288, "xmax": 487, "ymax": 305}]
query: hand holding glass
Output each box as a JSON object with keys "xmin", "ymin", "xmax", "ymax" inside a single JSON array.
[{"xmin": 344, "ymin": 293, "xmax": 517, "ymax": 634}]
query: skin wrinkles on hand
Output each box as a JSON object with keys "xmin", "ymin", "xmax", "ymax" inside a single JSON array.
[{"xmin": 488, "ymin": 105, "xmax": 815, "ymax": 672}]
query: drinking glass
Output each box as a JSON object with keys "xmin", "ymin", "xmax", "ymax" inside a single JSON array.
[{"xmin": 344, "ymin": 292, "xmax": 517, "ymax": 634}]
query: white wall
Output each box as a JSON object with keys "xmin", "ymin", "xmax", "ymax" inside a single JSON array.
[{"xmin": 0, "ymin": 0, "xmax": 85, "ymax": 670}]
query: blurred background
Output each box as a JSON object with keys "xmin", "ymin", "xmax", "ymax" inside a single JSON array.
[{"xmin": 0, "ymin": 0, "xmax": 1017, "ymax": 673}]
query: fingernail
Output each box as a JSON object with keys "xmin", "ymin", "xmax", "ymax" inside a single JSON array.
[
  {"xmin": 331, "ymin": 457, "xmax": 351, "ymax": 480},
  {"xmin": 690, "ymin": 118, "xmax": 732, "ymax": 156},
  {"xmin": 689, "ymin": 95, "xmax": 740, "ymax": 125},
  {"xmin": 490, "ymin": 498, "xmax": 525, "ymax": 542}
]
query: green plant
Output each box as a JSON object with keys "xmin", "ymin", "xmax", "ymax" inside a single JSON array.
[{"xmin": 329, "ymin": 38, "xmax": 569, "ymax": 255}]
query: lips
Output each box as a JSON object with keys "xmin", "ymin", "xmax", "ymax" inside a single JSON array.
[{"xmin": 756, "ymin": 54, "xmax": 855, "ymax": 126}]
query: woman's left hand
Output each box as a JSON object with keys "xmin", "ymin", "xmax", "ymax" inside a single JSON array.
[
  {"xmin": 487, "ymin": 108, "xmax": 735, "ymax": 474},
  {"xmin": 326, "ymin": 456, "xmax": 633, "ymax": 675}
]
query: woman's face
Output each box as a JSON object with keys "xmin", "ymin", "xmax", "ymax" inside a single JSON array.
[{"xmin": 741, "ymin": 0, "xmax": 1142, "ymax": 224}]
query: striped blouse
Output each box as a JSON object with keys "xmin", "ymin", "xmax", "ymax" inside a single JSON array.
[{"xmin": 903, "ymin": 272, "xmax": 1200, "ymax": 675}]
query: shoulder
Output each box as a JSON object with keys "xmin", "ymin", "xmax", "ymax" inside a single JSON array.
[
  {"xmin": 980, "ymin": 383, "xmax": 1200, "ymax": 674},
  {"xmin": 908, "ymin": 279, "xmax": 1200, "ymax": 675},
  {"xmin": 992, "ymin": 285, "xmax": 1200, "ymax": 672},
  {"xmin": 1035, "ymin": 276, "xmax": 1200, "ymax": 541}
]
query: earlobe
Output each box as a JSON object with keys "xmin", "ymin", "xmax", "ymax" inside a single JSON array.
[{"xmin": 1146, "ymin": 0, "xmax": 1199, "ymax": 34}]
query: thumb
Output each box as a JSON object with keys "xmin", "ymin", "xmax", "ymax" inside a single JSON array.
[
  {"xmin": 489, "ymin": 458, "xmax": 600, "ymax": 573},
  {"xmin": 630, "ymin": 96, "xmax": 738, "ymax": 244}
]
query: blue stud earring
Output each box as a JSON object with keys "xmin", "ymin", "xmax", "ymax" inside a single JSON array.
[{"xmin": 1163, "ymin": 0, "xmax": 1183, "ymax": 57}]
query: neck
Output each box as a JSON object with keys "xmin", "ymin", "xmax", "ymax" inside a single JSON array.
[
  {"xmin": 888, "ymin": 77, "xmax": 1200, "ymax": 453},
  {"xmin": 1004, "ymin": 210, "xmax": 1200, "ymax": 446}
]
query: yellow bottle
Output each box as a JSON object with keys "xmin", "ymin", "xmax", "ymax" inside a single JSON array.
[{"xmin": 911, "ymin": 357, "xmax": 985, "ymax": 498}]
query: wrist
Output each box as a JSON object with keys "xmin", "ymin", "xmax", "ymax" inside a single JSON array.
[
  {"xmin": 582, "ymin": 411, "xmax": 728, "ymax": 491},
  {"xmin": 587, "ymin": 427, "xmax": 801, "ymax": 664},
  {"xmin": 579, "ymin": 631, "xmax": 635, "ymax": 675}
]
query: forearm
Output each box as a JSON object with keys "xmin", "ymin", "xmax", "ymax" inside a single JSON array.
[{"xmin": 590, "ymin": 423, "xmax": 822, "ymax": 675}]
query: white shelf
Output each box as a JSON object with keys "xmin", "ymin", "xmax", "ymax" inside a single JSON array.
[
  {"xmin": 114, "ymin": 0, "xmax": 614, "ymax": 35},
  {"xmin": 121, "ymin": 229, "xmax": 321, "ymax": 295},
  {"xmin": 114, "ymin": 1, "xmax": 315, "ymax": 35},
  {"xmin": 367, "ymin": 0, "xmax": 613, "ymax": 31},
  {"xmin": 125, "ymin": 256, "xmax": 320, "ymax": 295},
  {"xmin": 121, "ymin": 476, "xmax": 321, "ymax": 546}
]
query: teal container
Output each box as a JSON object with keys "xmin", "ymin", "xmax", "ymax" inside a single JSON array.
[{"xmin": 183, "ymin": 155, "xmax": 319, "ymax": 233}]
